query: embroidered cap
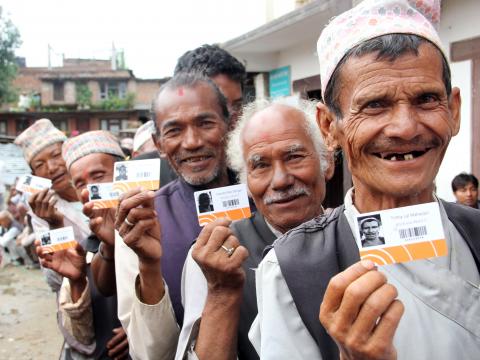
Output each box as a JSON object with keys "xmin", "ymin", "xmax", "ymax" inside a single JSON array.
[
  {"xmin": 14, "ymin": 118, "xmax": 67, "ymax": 164},
  {"xmin": 62, "ymin": 130, "xmax": 125, "ymax": 169},
  {"xmin": 133, "ymin": 120, "xmax": 155, "ymax": 152},
  {"xmin": 317, "ymin": 0, "xmax": 444, "ymax": 98}
]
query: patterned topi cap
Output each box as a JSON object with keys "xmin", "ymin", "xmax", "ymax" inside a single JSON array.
[
  {"xmin": 317, "ymin": 0, "xmax": 444, "ymax": 98},
  {"xmin": 62, "ymin": 130, "xmax": 125, "ymax": 169},
  {"xmin": 14, "ymin": 118, "xmax": 67, "ymax": 164},
  {"xmin": 133, "ymin": 120, "xmax": 155, "ymax": 152}
]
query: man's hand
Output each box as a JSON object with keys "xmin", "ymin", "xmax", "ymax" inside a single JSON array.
[
  {"xmin": 319, "ymin": 260, "xmax": 404, "ymax": 360},
  {"xmin": 35, "ymin": 240, "xmax": 87, "ymax": 281},
  {"xmin": 192, "ymin": 218, "xmax": 249, "ymax": 294},
  {"xmin": 106, "ymin": 327, "xmax": 129, "ymax": 360},
  {"xmin": 115, "ymin": 188, "xmax": 161, "ymax": 264},
  {"xmin": 81, "ymin": 189, "xmax": 115, "ymax": 247},
  {"xmin": 29, "ymin": 189, "xmax": 64, "ymax": 228}
]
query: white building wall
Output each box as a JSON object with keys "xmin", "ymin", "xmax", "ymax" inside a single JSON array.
[
  {"xmin": 435, "ymin": 0, "xmax": 479, "ymax": 200},
  {"xmin": 277, "ymin": 38, "xmax": 320, "ymax": 82},
  {"xmin": 436, "ymin": 60, "xmax": 472, "ymax": 201}
]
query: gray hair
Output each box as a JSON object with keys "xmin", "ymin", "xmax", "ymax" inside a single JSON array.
[{"xmin": 227, "ymin": 97, "xmax": 330, "ymax": 184}]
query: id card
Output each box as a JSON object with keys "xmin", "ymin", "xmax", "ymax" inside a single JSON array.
[
  {"xmin": 16, "ymin": 174, "xmax": 51, "ymax": 195},
  {"xmin": 38, "ymin": 226, "xmax": 76, "ymax": 253},
  {"xmin": 194, "ymin": 184, "xmax": 251, "ymax": 226},
  {"xmin": 87, "ymin": 183, "xmax": 120, "ymax": 209},
  {"xmin": 354, "ymin": 202, "xmax": 447, "ymax": 265},
  {"xmin": 113, "ymin": 159, "xmax": 160, "ymax": 194}
]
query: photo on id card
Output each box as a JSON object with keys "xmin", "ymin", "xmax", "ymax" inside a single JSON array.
[
  {"xmin": 87, "ymin": 183, "xmax": 120, "ymax": 209},
  {"xmin": 353, "ymin": 202, "xmax": 447, "ymax": 265},
  {"xmin": 194, "ymin": 184, "xmax": 251, "ymax": 226},
  {"xmin": 113, "ymin": 159, "xmax": 160, "ymax": 194}
]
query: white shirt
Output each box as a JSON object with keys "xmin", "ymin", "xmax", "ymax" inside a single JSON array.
[
  {"xmin": 249, "ymin": 190, "xmax": 480, "ymax": 359},
  {"xmin": 114, "ymin": 230, "xmax": 179, "ymax": 360}
]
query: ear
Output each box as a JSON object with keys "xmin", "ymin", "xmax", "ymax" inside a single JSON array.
[
  {"xmin": 152, "ymin": 133, "xmax": 166, "ymax": 158},
  {"xmin": 324, "ymin": 150, "xmax": 335, "ymax": 181},
  {"xmin": 317, "ymin": 102, "xmax": 339, "ymax": 151},
  {"xmin": 449, "ymin": 87, "xmax": 461, "ymax": 136}
]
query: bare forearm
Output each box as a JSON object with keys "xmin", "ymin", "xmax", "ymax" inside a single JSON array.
[
  {"xmin": 195, "ymin": 291, "xmax": 242, "ymax": 360},
  {"xmin": 91, "ymin": 249, "xmax": 117, "ymax": 296},
  {"xmin": 69, "ymin": 277, "xmax": 87, "ymax": 303},
  {"xmin": 138, "ymin": 261, "xmax": 165, "ymax": 304}
]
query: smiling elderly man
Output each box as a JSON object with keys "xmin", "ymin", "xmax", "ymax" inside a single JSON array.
[
  {"xmin": 174, "ymin": 98, "xmax": 331, "ymax": 360},
  {"xmin": 250, "ymin": 1, "xmax": 480, "ymax": 360},
  {"xmin": 112, "ymin": 73, "xmax": 241, "ymax": 359}
]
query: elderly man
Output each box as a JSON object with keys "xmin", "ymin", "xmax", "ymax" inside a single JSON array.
[
  {"xmin": 38, "ymin": 130, "xmax": 129, "ymax": 359},
  {"xmin": 250, "ymin": 1, "xmax": 480, "ymax": 359},
  {"xmin": 112, "ymin": 72, "xmax": 240, "ymax": 359},
  {"xmin": 451, "ymin": 173, "xmax": 480, "ymax": 209},
  {"xmin": 175, "ymin": 98, "xmax": 332, "ymax": 360}
]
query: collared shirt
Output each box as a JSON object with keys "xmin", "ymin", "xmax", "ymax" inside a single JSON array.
[{"xmin": 250, "ymin": 189, "xmax": 480, "ymax": 359}]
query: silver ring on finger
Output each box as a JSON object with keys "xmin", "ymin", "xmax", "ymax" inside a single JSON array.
[
  {"xmin": 124, "ymin": 217, "xmax": 135, "ymax": 227},
  {"xmin": 221, "ymin": 245, "xmax": 235, "ymax": 257}
]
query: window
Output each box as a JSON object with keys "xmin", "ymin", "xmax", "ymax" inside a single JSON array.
[
  {"xmin": 100, "ymin": 81, "xmax": 127, "ymax": 100},
  {"xmin": 53, "ymin": 81, "xmax": 64, "ymax": 101},
  {"xmin": 100, "ymin": 119, "xmax": 129, "ymax": 135},
  {"xmin": 16, "ymin": 118, "xmax": 31, "ymax": 134},
  {"xmin": 51, "ymin": 119, "xmax": 68, "ymax": 132},
  {"xmin": 0, "ymin": 120, "xmax": 7, "ymax": 135}
]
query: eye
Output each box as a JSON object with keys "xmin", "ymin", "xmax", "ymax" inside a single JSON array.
[
  {"xmin": 286, "ymin": 153, "xmax": 305, "ymax": 162},
  {"xmin": 416, "ymin": 93, "xmax": 440, "ymax": 107},
  {"xmin": 163, "ymin": 127, "xmax": 181, "ymax": 137},
  {"xmin": 365, "ymin": 100, "xmax": 387, "ymax": 109},
  {"xmin": 199, "ymin": 119, "xmax": 216, "ymax": 128}
]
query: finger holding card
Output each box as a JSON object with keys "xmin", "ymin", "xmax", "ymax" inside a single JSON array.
[
  {"xmin": 193, "ymin": 218, "xmax": 249, "ymax": 293},
  {"xmin": 319, "ymin": 260, "xmax": 404, "ymax": 360},
  {"xmin": 116, "ymin": 189, "xmax": 162, "ymax": 264},
  {"xmin": 82, "ymin": 188, "xmax": 116, "ymax": 247},
  {"xmin": 29, "ymin": 188, "xmax": 64, "ymax": 228}
]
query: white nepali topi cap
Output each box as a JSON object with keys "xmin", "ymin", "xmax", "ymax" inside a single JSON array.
[
  {"xmin": 62, "ymin": 130, "xmax": 125, "ymax": 169},
  {"xmin": 14, "ymin": 118, "xmax": 67, "ymax": 164},
  {"xmin": 317, "ymin": 0, "xmax": 444, "ymax": 99},
  {"xmin": 133, "ymin": 120, "xmax": 155, "ymax": 152}
]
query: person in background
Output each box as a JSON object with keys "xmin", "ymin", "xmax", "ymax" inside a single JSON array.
[
  {"xmin": 132, "ymin": 121, "xmax": 156, "ymax": 158},
  {"xmin": 451, "ymin": 173, "xmax": 479, "ymax": 209},
  {"xmin": 174, "ymin": 44, "xmax": 246, "ymax": 129},
  {"xmin": 0, "ymin": 210, "xmax": 24, "ymax": 265}
]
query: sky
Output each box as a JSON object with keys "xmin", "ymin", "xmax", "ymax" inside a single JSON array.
[{"xmin": 2, "ymin": 0, "xmax": 266, "ymax": 79}]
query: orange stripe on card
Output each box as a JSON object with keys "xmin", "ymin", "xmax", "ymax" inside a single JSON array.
[
  {"xmin": 360, "ymin": 239, "xmax": 447, "ymax": 265},
  {"xmin": 198, "ymin": 207, "xmax": 251, "ymax": 226}
]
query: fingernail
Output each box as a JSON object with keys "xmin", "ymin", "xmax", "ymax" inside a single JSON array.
[
  {"xmin": 361, "ymin": 259, "xmax": 375, "ymax": 270},
  {"xmin": 148, "ymin": 191, "xmax": 155, "ymax": 197}
]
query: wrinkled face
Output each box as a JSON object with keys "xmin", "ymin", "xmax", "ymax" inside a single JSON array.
[
  {"xmin": 243, "ymin": 105, "xmax": 325, "ymax": 233},
  {"xmin": 362, "ymin": 220, "xmax": 380, "ymax": 240},
  {"xmin": 323, "ymin": 43, "xmax": 461, "ymax": 200},
  {"xmin": 211, "ymin": 74, "xmax": 243, "ymax": 129},
  {"xmin": 154, "ymin": 84, "xmax": 228, "ymax": 186},
  {"xmin": 454, "ymin": 182, "xmax": 478, "ymax": 207},
  {"xmin": 68, "ymin": 153, "xmax": 116, "ymax": 199},
  {"xmin": 30, "ymin": 142, "xmax": 71, "ymax": 193}
]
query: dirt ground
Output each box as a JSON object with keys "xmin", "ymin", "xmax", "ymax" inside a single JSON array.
[{"xmin": 0, "ymin": 265, "xmax": 63, "ymax": 360}]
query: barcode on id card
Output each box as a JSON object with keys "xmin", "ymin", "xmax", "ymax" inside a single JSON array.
[
  {"xmin": 136, "ymin": 172, "xmax": 151, "ymax": 177},
  {"xmin": 222, "ymin": 199, "xmax": 240, "ymax": 207},
  {"xmin": 399, "ymin": 225, "xmax": 427, "ymax": 239}
]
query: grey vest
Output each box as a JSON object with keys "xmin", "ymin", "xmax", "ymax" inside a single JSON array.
[
  {"xmin": 232, "ymin": 212, "xmax": 277, "ymax": 360},
  {"xmin": 272, "ymin": 201, "xmax": 480, "ymax": 359}
]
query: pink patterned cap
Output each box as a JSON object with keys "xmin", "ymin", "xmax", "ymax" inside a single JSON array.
[{"xmin": 317, "ymin": 0, "xmax": 444, "ymax": 98}]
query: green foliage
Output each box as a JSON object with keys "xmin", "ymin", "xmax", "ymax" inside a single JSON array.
[
  {"xmin": 96, "ymin": 92, "xmax": 135, "ymax": 110},
  {"xmin": 75, "ymin": 82, "xmax": 92, "ymax": 108},
  {"xmin": 0, "ymin": 7, "xmax": 21, "ymax": 106}
]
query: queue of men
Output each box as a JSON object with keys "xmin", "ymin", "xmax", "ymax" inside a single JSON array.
[{"xmin": 3, "ymin": 0, "xmax": 480, "ymax": 359}]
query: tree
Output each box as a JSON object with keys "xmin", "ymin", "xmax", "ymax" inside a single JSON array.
[{"xmin": 0, "ymin": 7, "xmax": 21, "ymax": 106}]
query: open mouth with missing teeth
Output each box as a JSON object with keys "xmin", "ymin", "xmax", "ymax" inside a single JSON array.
[{"xmin": 373, "ymin": 149, "xmax": 431, "ymax": 161}]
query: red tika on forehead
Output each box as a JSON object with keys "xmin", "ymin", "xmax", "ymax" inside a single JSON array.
[{"xmin": 178, "ymin": 87, "xmax": 184, "ymax": 96}]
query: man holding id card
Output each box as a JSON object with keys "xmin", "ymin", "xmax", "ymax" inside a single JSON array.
[{"xmin": 250, "ymin": 1, "xmax": 480, "ymax": 359}]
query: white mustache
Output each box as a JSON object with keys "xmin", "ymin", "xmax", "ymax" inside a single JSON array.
[{"xmin": 263, "ymin": 186, "xmax": 311, "ymax": 205}]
